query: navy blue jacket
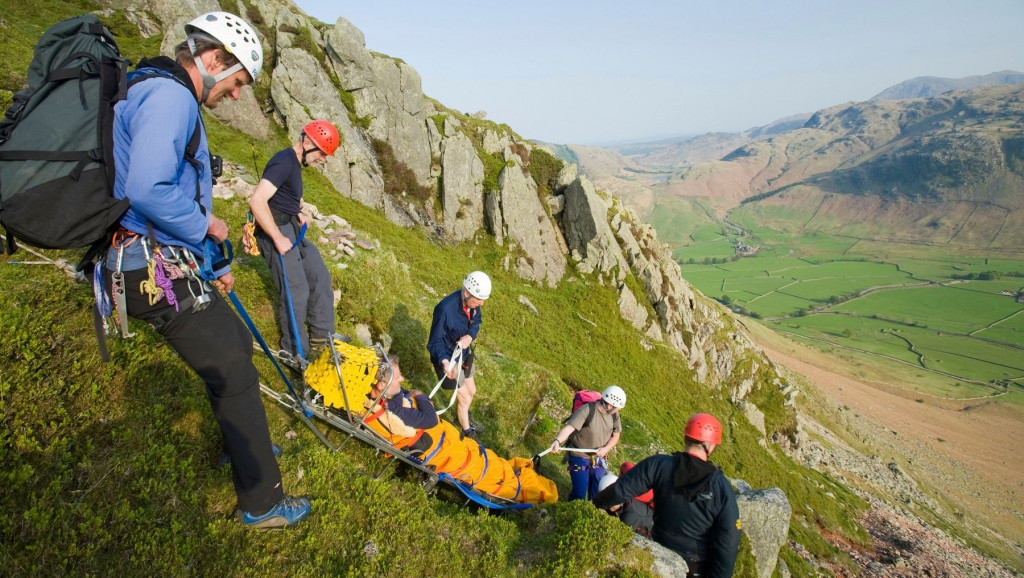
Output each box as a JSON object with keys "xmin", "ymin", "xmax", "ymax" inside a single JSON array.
[
  {"xmin": 427, "ymin": 289, "xmax": 481, "ymax": 365},
  {"xmin": 385, "ymin": 389, "xmax": 438, "ymax": 430},
  {"xmin": 593, "ymin": 453, "xmax": 741, "ymax": 577}
]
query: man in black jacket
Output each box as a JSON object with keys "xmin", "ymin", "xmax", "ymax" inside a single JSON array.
[{"xmin": 593, "ymin": 413, "xmax": 741, "ymax": 577}]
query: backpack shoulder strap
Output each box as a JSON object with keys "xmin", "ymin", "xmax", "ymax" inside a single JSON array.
[
  {"xmin": 582, "ymin": 401, "xmax": 598, "ymax": 430},
  {"xmin": 127, "ymin": 70, "xmax": 206, "ymax": 213}
]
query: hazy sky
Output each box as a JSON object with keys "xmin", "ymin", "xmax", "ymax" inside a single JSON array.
[{"xmin": 295, "ymin": 0, "xmax": 1024, "ymax": 145}]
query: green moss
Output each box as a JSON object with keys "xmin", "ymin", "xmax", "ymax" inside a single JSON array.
[{"xmin": 527, "ymin": 146, "xmax": 565, "ymax": 197}]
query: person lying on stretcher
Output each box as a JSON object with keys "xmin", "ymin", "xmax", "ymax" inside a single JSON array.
[{"xmin": 365, "ymin": 355, "xmax": 439, "ymax": 455}]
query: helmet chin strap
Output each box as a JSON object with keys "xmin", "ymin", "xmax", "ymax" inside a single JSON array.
[
  {"xmin": 300, "ymin": 134, "xmax": 322, "ymax": 167},
  {"xmin": 188, "ymin": 36, "xmax": 244, "ymax": 105}
]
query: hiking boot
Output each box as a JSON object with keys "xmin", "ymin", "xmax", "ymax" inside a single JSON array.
[
  {"xmin": 308, "ymin": 337, "xmax": 328, "ymax": 360},
  {"xmin": 468, "ymin": 414, "xmax": 485, "ymax": 433},
  {"xmin": 218, "ymin": 443, "xmax": 280, "ymax": 468},
  {"xmin": 461, "ymin": 427, "xmax": 480, "ymax": 442},
  {"xmin": 236, "ymin": 495, "xmax": 311, "ymax": 529}
]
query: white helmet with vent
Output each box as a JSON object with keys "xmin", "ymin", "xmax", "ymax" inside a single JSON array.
[
  {"xmin": 602, "ymin": 385, "xmax": 626, "ymax": 409},
  {"xmin": 463, "ymin": 271, "xmax": 492, "ymax": 300},
  {"xmin": 185, "ymin": 12, "xmax": 263, "ymax": 101}
]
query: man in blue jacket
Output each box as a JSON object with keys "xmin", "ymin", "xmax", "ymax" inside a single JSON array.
[
  {"xmin": 426, "ymin": 271, "xmax": 490, "ymax": 439},
  {"xmin": 593, "ymin": 414, "xmax": 741, "ymax": 577},
  {"xmin": 103, "ymin": 11, "xmax": 309, "ymax": 529}
]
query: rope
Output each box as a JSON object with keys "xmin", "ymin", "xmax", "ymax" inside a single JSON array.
[
  {"xmin": 200, "ymin": 237, "xmax": 312, "ymax": 418},
  {"xmin": 241, "ymin": 213, "xmax": 260, "ymax": 256},
  {"xmin": 427, "ymin": 344, "xmax": 463, "ymax": 415},
  {"xmin": 278, "ymin": 223, "xmax": 308, "ymax": 362}
]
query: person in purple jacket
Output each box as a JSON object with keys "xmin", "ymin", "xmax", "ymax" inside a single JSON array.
[
  {"xmin": 427, "ymin": 271, "xmax": 491, "ymax": 439},
  {"xmin": 104, "ymin": 11, "xmax": 309, "ymax": 529}
]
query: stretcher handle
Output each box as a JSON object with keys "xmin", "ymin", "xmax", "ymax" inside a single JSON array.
[{"xmin": 534, "ymin": 447, "xmax": 599, "ymax": 458}]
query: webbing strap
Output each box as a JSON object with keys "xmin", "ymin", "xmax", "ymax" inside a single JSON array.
[
  {"xmin": 421, "ymin": 431, "xmax": 446, "ymax": 464},
  {"xmin": 437, "ymin": 473, "xmax": 531, "ymax": 510}
]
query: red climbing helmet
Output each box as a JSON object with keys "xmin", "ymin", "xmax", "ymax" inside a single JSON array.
[
  {"xmin": 302, "ymin": 120, "xmax": 340, "ymax": 156},
  {"xmin": 684, "ymin": 413, "xmax": 722, "ymax": 445}
]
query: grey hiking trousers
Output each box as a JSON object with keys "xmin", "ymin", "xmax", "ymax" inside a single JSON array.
[{"xmin": 256, "ymin": 215, "xmax": 335, "ymax": 358}]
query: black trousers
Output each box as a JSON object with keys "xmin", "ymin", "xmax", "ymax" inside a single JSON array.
[{"xmin": 109, "ymin": 267, "xmax": 284, "ymax": 513}]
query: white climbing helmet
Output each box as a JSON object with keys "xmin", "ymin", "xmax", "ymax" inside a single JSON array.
[
  {"xmin": 463, "ymin": 271, "xmax": 491, "ymax": 300},
  {"xmin": 602, "ymin": 385, "xmax": 626, "ymax": 409},
  {"xmin": 598, "ymin": 473, "xmax": 619, "ymax": 493},
  {"xmin": 185, "ymin": 12, "xmax": 263, "ymax": 101}
]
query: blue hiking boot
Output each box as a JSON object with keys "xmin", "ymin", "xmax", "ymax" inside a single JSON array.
[
  {"xmin": 236, "ymin": 496, "xmax": 311, "ymax": 529},
  {"xmin": 218, "ymin": 443, "xmax": 280, "ymax": 468}
]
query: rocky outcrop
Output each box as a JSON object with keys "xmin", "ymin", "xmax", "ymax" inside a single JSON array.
[
  {"xmin": 617, "ymin": 283, "xmax": 648, "ymax": 331},
  {"xmin": 439, "ymin": 123, "xmax": 485, "ymax": 240},
  {"xmin": 561, "ymin": 176, "xmax": 628, "ymax": 282},
  {"xmin": 497, "ymin": 152, "xmax": 566, "ymax": 287},
  {"xmin": 326, "ymin": 17, "xmax": 434, "ymax": 185},
  {"xmin": 734, "ymin": 483, "xmax": 791, "ymax": 578}
]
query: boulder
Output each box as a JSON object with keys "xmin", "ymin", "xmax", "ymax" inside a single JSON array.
[
  {"xmin": 735, "ymin": 486, "xmax": 791, "ymax": 578},
  {"xmin": 629, "ymin": 534, "xmax": 689, "ymax": 577}
]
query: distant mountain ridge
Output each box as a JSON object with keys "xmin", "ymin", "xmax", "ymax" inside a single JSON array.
[
  {"xmin": 656, "ymin": 83, "xmax": 1024, "ymax": 250},
  {"xmin": 870, "ymin": 70, "xmax": 1024, "ymax": 100}
]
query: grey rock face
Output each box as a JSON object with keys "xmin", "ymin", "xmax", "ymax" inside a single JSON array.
[
  {"xmin": 484, "ymin": 190, "xmax": 504, "ymax": 246},
  {"xmin": 498, "ymin": 156, "xmax": 566, "ymax": 287},
  {"xmin": 629, "ymin": 534, "xmax": 689, "ymax": 577},
  {"xmin": 482, "ymin": 129, "xmax": 510, "ymax": 154},
  {"xmin": 735, "ymin": 486, "xmax": 791, "ymax": 578},
  {"xmin": 209, "ymin": 89, "xmax": 271, "ymax": 140},
  {"xmin": 561, "ymin": 176, "xmax": 628, "ymax": 282},
  {"xmin": 617, "ymin": 283, "xmax": 649, "ymax": 330},
  {"xmin": 326, "ymin": 19, "xmax": 434, "ymax": 186},
  {"xmin": 439, "ymin": 129, "xmax": 485, "ymax": 240},
  {"xmin": 736, "ymin": 400, "xmax": 767, "ymax": 436}
]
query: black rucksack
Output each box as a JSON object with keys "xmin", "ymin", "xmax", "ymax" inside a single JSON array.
[{"xmin": 0, "ymin": 14, "xmax": 130, "ymax": 254}]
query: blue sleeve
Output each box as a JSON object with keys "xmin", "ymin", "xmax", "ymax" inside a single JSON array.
[
  {"xmin": 122, "ymin": 83, "xmax": 208, "ymax": 244},
  {"xmin": 708, "ymin": 477, "xmax": 742, "ymax": 578},
  {"xmin": 389, "ymin": 391, "xmax": 438, "ymax": 430},
  {"xmin": 427, "ymin": 301, "xmax": 449, "ymax": 363}
]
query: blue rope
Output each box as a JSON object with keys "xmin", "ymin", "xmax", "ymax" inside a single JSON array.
[
  {"xmin": 278, "ymin": 223, "xmax": 308, "ymax": 360},
  {"xmin": 201, "ymin": 238, "xmax": 312, "ymax": 418},
  {"xmin": 437, "ymin": 473, "xmax": 532, "ymax": 510}
]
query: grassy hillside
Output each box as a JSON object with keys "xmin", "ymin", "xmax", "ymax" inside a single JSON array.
[{"xmin": 0, "ymin": 4, "xmax": 876, "ymax": 577}]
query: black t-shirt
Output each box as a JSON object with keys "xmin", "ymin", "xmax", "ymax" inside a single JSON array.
[{"xmin": 263, "ymin": 148, "xmax": 303, "ymax": 215}]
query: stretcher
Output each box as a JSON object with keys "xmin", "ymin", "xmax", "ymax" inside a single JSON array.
[{"xmin": 257, "ymin": 336, "xmax": 558, "ymax": 508}]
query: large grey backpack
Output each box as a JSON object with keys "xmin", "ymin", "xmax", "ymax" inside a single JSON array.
[{"xmin": 0, "ymin": 14, "xmax": 129, "ymax": 254}]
